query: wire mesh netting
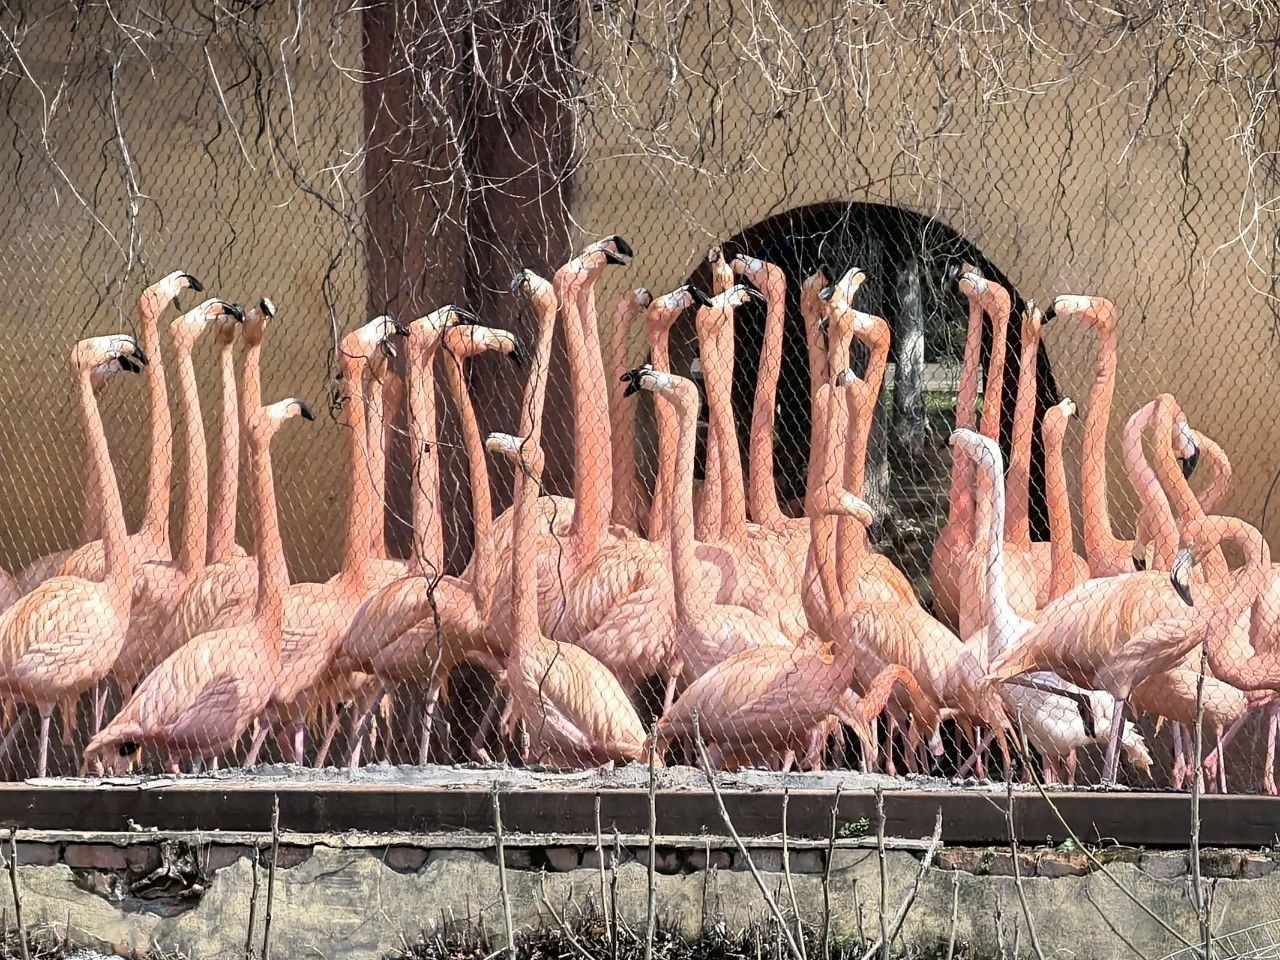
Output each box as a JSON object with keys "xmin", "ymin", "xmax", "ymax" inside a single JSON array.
[{"xmin": 0, "ymin": 0, "xmax": 1277, "ymax": 790}]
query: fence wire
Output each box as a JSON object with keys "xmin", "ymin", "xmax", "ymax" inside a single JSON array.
[{"xmin": 0, "ymin": 0, "xmax": 1276, "ymax": 792}]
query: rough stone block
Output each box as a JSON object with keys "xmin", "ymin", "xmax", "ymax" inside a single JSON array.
[
  {"xmin": 1096, "ymin": 845, "xmax": 1142, "ymax": 865},
  {"xmin": 503, "ymin": 847, "xmax": 533, "ymax": 870},
  {"xmin": 1240, "ymin": 854, "xmax": 1275, "ymax": 880},
  {"xmin": 15, "ymin": 842, "xmax": 60, "ymax": 866},
  {"xmin": 205, "ymin": 845, "xmax": 255, "ymax": 873},
  {"xmin": 988, "ymin": 852, "xmax": 1037, "ymax": 877},
  {"xmin": 1035, "ymin": 852, "xmax": 1090, "ymax": 878},
  {"xmin": 746, "ymin": 849, "xmax": 783, "ymax": 873},
  {"xmin": 1139, "ymin": 853, "xmax": 1187, "ymax": 879},
  {"xmin": 1200, "ymin": 850, "xmax": 1243, "ymax": 879},
  {"xmin": 385, "ymin": 846, "xmax": 429, "ymax": 873},
  {"xmin": 789, "ymin": 850, "xmax": 825, "ymax": 874},
  {"xmin": 685, "ymin": 848, "xmax": 731, "ymax": 871},
  {"xmin": 64, "ymin": 843, "xmax": 128, "ymax": 871},
  {"xmin": 544, "ymin": 847, "xmax": 581, "ymax": 872},
  {"xmin": 124, "ymin": 845, "xmax": 161, "ymax": 874},
  {"xmin": 633, "ymin": 847, "xmax": 680, "ymax": 873},
  {"xmin": 272, "ymin": 845, "xmax": 312, "ymax": 870},
  {"xmin": 937, "ymin": 848, "xmax": 988, "ymax": 875}
]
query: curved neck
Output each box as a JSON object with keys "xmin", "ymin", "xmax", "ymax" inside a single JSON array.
[
  {"xmin": 1151, "ymin": 405, "xmax": 1228, "ymax": 582},
  {"xmin": 139, "ymin": 301, "xmax": 173, "ymax": 544},
  {"xmin": 814, "ymin": 384, "xmax": 853, "ymax": 615},
  {"xmin": 696, "ymin": 306, "xmax": 747, "ymax": 543},
  {"xmin": 1204, "ymin": 520, "xmax": 1277, "ymax": 689},
  {"xmin": 560, "ymin": 277, "xmax": 611, "ymax": 559},
  {"xmin": 970, "ymin": 447, "xmax": 1016, "ymax": 633},
  {"xmin": 747, "ymin": 272, "xmax": 786, "ymax": 529},
  {"xmin": 364, "ymin": 371, "xmax": 389, "ymax": 561},
  {"xmin": 647, "ymin": 324, "xmax": 674, "ymax": 543},
  {"xmin": 1122, "ymin": 406, "xmax": 1177, "ymax": 570},
  {"xmin": 248, "ymin": 422, "xmax": 286, "ymax": 646},
  {"xmin": 519, "ymin": 302, "xmax": 558, "ymax": 449},
  {"xmin": 443, "ymin": 351, "xmax": 495, "ymax": 605},
  {"xmin": 608, "ymin": 296, "xmax": 643, "ymax": 529},
  {"xmin": 1145, "ymin": 404, "xmax": 1196, "ymax": 571},
  {"xmin": 78, "ymin": 375, "xmax": 131, "ymax": 604},
  {"xmin": 208, "ymin": 340, "xmax": 239, "ymax": 564},
  {"xmin": 1082, "ymin": 326, "xmax": 1122, "ymax": 564},
  {"xmin": 1197, "ymin": 437, "xmax": 1232, "ymax": 514},
  {"xmin": 947, "ymin": 297, "xmax": 986, "ymax": 528},
  {"xmin": 1042, "ymin": 417, "xmax": 1076, "ymax": 600},
  {"xmin": 978, "ymin": 297, "xmax": 1009, "ymax": 442},
  {"xmin": 834, "ymin": 383, "xmax": 869, "ymax": 588},
  {"xmin": 511, "ymin": 449, "xmax": 541, "ymax": 641},
  {"xmin": 1005, "ymin": 320, "xmax": 1040, "ymax": 544},
  {"xmin": 77, "ymin": 439, "xmax": 102, "ymax": 544},
  {"xmin": 669, "ymin": 391, "xmax": 708, "ymax": 620},
  {"xmin": 408, "ymin": 339, "xmax": 443, "ymax": 574},
  {"xmin": 172, "ymin": 343, "xmax": 209, "ymax": 574},
  {"xmin": 339, "ymin": 363, "xmax": 373, "ymax": 583},
  {"xmin": 802, "ymin": 294, "xmax": 828, "ymax": 516}
]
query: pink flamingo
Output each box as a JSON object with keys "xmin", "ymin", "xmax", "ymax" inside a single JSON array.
[
  {"xmin": 0, "ymin": 334, "xmax": 146, "ymax": 775},
  {"xmin": 85, "ymin": 396, "xmax": 313, "ymax": 769},
  {"xmin": 20, "ymin": 271, "xmax": 202, "ymax": 593},
  {"xmin": 487, "ymin": 430, "xmax": 649, "ymax": 768},
  {"xmin": 607, "ymin": 287, "xmax": 653, "ymax": 531},
  {"xmin": 1040, "ymin": 398, "xmax": 1086, "ymax": 601}
]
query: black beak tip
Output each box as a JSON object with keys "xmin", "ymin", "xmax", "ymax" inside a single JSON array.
[
  {"xmin": 604, "ymin": 250, "xmax": 629, "ymax": 266},
  {"xmin": 181, "ymin": 274, "xmax": 204, "ymax": 293},
  {"xmin": 259, "ymin": 298, "xmax": 275, "ymax": 318},
  {"xmin": 118, "ymin": 356, "xmax": 141, "ymax": 374},
  {"xmin": 1043, "ymin": 302, "xmax": 1058, "ymax": 322},
  {"xmin": 298, "ymin": 401, "xmax": 316, "ymax": 421},
  {"xmin": 1173, "ymin": 580, "xmax": 1194, "ymax": 606},
  {"xmin": 943, "ymin": 259, "xmax": 961, "ymax": 285},
  {"xmin": 510, "ymin": 271, "xmax": 530, "ymax": 295},
  {"xmin": 222, "ymin": 301, "xmax": 245, "ymax": 322},
  {"xmin": 689, "ymin": 286, "xmax": 714, "ymax": 308},
  {"xmin": 509, "ymin": 344, "xmax": 525, "ymax": 368},
  {"xmin": 393, "ymin": 320, "xmax": 410, "ymax": 337},
  {"xmin": 610, "ymin": 235, "xmax": 634, "ymax": 259},
  {"xmin": 819, "ymin": 284, "xmax": 835, "ymax": 302},
  {"xmin": 132, "ymin": 346, "xmax": 150, "ymax": 366},
  {"xmin": 1180, "ymin": 448, "xmax": 1200, "ymax": 479},
  {"xmin": 1132, "ymin": 554, "xmax": 1146, "ymax": 572}
]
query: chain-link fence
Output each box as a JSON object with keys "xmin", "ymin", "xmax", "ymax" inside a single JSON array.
[{"xmin": 0, "ymin": 0, "xmax": 1276, "ymax": 792}]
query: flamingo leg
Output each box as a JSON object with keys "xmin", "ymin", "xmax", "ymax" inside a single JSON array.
[
  {"xmin": 313, "ymin": 707, "xmax": 343, "ymax": 770},
  {"xmin": 1216, "ymin": 726, "xmax": 1227, "ymax": 794},
  {"xmin": 1064, "ymin": 749, "xmax": 1078, "ymax": 786},
  {"xmin": 662, "ymin": 669, "xmax": 680, "ymax": 714},
  {"xmin": 1100, "ymin": 696, "xmax": 1127, "ymax": 785},
  {"xmin": 36, "ymin": 705, "xmax": 53, "ymax": 778},
  {"xmin": 470, "ymin": 693, "xmax": 503, "ymax": 763},
  {"xmin": 0, "ymin": 714, "xmax": 25, "ymax": 768},
  {"xmin": 244, "ymin": 723, "xmax": 271, "ymax": 768},
  {"xmin": 287, "ymin": 722, "xmax": 306, "ymax": 765},
  {"xmin": 956, "ymin": 730, "xmax": 994, "ymax": 779},
  {"xmin": 1172, "ymin": 724, "xmax": 1188, "ymax": 789},
  {"xmin": 346, "ymin": 687, "xmax": 384, "ymax": 770},
  {"xmin": 92, "ymin": 682, "xmax": 107, "ymax": 736},
  {"xmin": 1266, "ymin": 707, "xmax": 1280, "ymax": 796},
  {"xmin": 418, "ymin": 675, "xmax": 445, "ymax": 766}
]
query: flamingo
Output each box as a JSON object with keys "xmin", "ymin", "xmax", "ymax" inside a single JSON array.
[
  {"xmin": 0, "ymin": 334, "xmax": 147, "ymax": 776},
  {"xmin": 1046, "ymin": 295, "xmax": 1197, "ymax": 576},
  {"xmin": 338, "ymin": 315, "xmax": 521, "ymax": 764},
  {"xmin": 158, "ymin": 298, "xmax": 277, "ymax": 655},
  {"xmin": 1004, "ymin": 306, "xmax": 1089, "ymax": 603},
  {"xmin": 607, "ymin": 287, "xmax": 653, "ymax": 531},
  {"xmin": 800, "ymin": 266, "xmax": 831, "ymax": 519},
  {"xmin": 1040, "ymin": 398, "xmax": 1086, "ymax": 601},
  {"xmin": 486, "ymin": 430, "xmax": 649, "ymax": 768},
  {"xmin": 620, "ymin": 366, "xmax": 791, "ymax": 683},
  {"xmin": 954, "ymin": 428, "xmax": 1153, "ymax": 784},
  {"xmin": 362, "ymin": 361, "xmax": 409, "ymax": 586},
  {"xmin": 85, "ymin": 396, "xmax": 314, "ymax": 769},
  {"xmin": 19, "ymin": 271, "xmax": 202, "ymax": 594}
]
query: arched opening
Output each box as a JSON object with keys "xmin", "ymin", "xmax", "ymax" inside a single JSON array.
[{"xmin": 666, "ymin": 201, "xmax": 1060, "ymax": 593}]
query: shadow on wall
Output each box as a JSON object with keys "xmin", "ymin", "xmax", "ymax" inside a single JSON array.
[{"xmin": 657, "ymin": 200, "xmax": 1060, "ymax": 540}]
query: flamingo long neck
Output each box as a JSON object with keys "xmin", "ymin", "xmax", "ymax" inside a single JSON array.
[
  {"xmin": 1197, "ymin": 436, "xmax": 1232, "ymax": 514},
  {"xmin": 561, "ymin": 277, "xmax": 610, "ymax": 560},
  {"xmin": 698, "ymin": 306, "xmax": 748, "ymax": 544},
  {"xmin": 443, "ymin": 351, "xmax": 495, "ymax": 605},
  {"xmin": 978, "ymin": 295, "xmax": 1010, "ymax": 443},
  {"xmin": 747, "ymin": 272, "xmax": 786, "ymax": 529},
  {"xmin": 140, "ymin": 297, "xmax": 173, "ymax": 545},
  {"xmin": 1122, "ymin": 405, "xmax": 1177, "ymax": 570},
  {"xmin": 646, "ymin": 321, "xmax": 675, "ymax": 544},
  {"xmin": 1005, "ymin": 319, "xmax": 1040, "ymax": 545},
  {"xmin": 248, "ymin": 421, "xmax": 286, "ymax": 647},
  {"xmin": 1203, "ymin": 520, "xmax": 1278, "ymax": 689},
  {"xmin": 802, "ymin": 291, "xmax": 828, "ymax": 516},
  {"xmin": 365, "ymin": 369, "xmax": 389, "ymax": 562},
  {"xmin": 1042, "ymin": 416, "xmax": 1076, "ymax": 600},
  {"xmin": 947, "ymin": 296, "xmax": 986, "ymax": 531},
  {"xmin": 1150, "ymin": 405, "xmax": 1229, "ymax": 584},
  {"xmin": 78, "ymin": 375, "xmax": 132, "ymax": 608},
  {"xmin": 971, "ymin": 448, "xmax": 1016, "ymax": 642},
  {"xmin": 669, "ymin": 390, "xmax": 709, "ymax": 620},
  {"xmin": 408, "ymin": 338, "xmax": 443, "ymax": 574},
  {"xmin": 172, "ymin": 342, "xmax": 209, "ymax": 575},
  {"xmin": 242, "ymin": 332, "xmax": 265, "ymax": 413},
  {"xmin": 339, "ymin": 362, "xmax": 373, "ymax": 584},
  {"xmin": 519, "ymin": 300, "xmax": 558, "ymax": 450},
  {"xmin": 812, "ymin": 384, "xmax": 848, "ymax": 619},
  {"xmin": 1082, "ymin": 325, "xmax": 1122, "ymax": 566},
  {"xmin": 208, "ymin": 338, "xmax": 239, "ymax": 564},
  {"xmin": 77, "ymin": 440, "xmax": 102, "ymax": 545},
  {"xmin": 608, "ymin": 296, "xmax": 643, "ymax": 529},
  {"xmin": 837, "ymin": 377, "xmax": 878, "ymax": 578},
  {"xmin": 830, "ymin": 385, "xmax": 866, "ymax": 594},
  {"xmin": 511, "ymin": 445, "xmax": 541, "ymax": 642}
]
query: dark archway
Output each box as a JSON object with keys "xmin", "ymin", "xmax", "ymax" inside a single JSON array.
[{"xmin": 668, "ymin": 201, "xmax": 1060, "ymax": 584}]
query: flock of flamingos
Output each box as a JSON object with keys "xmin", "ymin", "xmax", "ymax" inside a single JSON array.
[{"xmin": 1, "ymin": 235, "xmax": 1278, "ymax": 793}]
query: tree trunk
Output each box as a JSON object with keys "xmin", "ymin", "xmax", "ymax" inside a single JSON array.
[{"xmin": 892, "ymin": 257, "xmax": 927, "ymax": 465}]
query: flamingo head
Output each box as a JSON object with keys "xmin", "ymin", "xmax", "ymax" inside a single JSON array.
[
  {"xmin": 485, "ymin": 431, "xmax": 544, "ymax": 479},
  {"xmin": 171, "ymin": 298, "xmax": 243, "ymax": 349},
  {"xmin": 1043, "ymin": 294, "xmax": 1116, "ymax": 333},
  {"xmin": 249, "ymin": 396, "xmax": 315, "ymax": 442},
  {"xmin": 565, "ymin": 235, "xmax": 633, "ymax": 278},
  {"xmin": 444, "ymin": 323, "xmax": 523, "ymax": 367},
  {"xmin": 510, "ymin": 269, "xmax": 556, "ymax": 314},
  {"xmin": 1170, "ymin": 543, "xmax": 1194, "ymax": 606},
  {"xmin": 828, "ymin": 266, "xmax": 868, "ymax": 306},
  {"xmin": 711, "ymin": 282, "xmax": 765, "ymax": 311},
  {"xmin": 951, "ymin": 261, "xmax": 989, "ymax": 296},
  {"xmin": 802, "ymin": 262, "xmax": 833, "ymax": 301},
  {"xmin": 621, "ymin": 363, "xmax": 699, "ymax": 415},
  {"xmin": 729, "ymin": 251, "xmax": 767, "ymax": 280},
  {"xmin": 73, "ymin": 334, "xmax": 149, "ymax": 377},
  {"xmin": 239, "ymin": 297, "xmax": 275, "ymax": 348},
  {"xmin": 1174, "ymin": 414, "xmax": 1200, "ymax": 478},
  {"xmin": 706, "ymin": 246, "xmax": 734, "ymax": 292},
  {"xmin": 648, "ymin": 285, "xmax": 712, "ymax": 330},
  {"xmin": 409, "ymin": 305, "xmax": 471, "ymax": 346},
  {"xmin": 627, "ymin": 287, "xmax": 653, "ymax": 311},
  {"xmin": 813, "ymin": 486, "xmax": 875, "ymax": 527},
  {"xmin": 346, "ymin": 313, "xmax": 408, "ymax": 362},
  {"xmin": 948, "ymin": 427, "xmax": 1000, "ymax": 472},
  {"xmin": 1022, "ymin": 301, "xmax": 1042, "ymax": 341},
  {"xmin": 153, "ymin": 269, "xmax": 205, "ymax": 302}
]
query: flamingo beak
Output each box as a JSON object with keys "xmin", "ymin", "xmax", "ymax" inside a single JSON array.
[
  {"xmin": 259, "ymin": 298, "xmax": 276, "ymax": 318},
  {"xmin": 1131, "ymin": 550, "xmax": 1146, "ymax": 572},
  {"xmin": 131, "ymin": 346, "xmax": 150, "ymax": 366},
  {"xmin": 296, "ymin": 400, "xmax": 316, "ymax": 421},
  {"xmin": 1043, "ymin": 301, "xmax": 1058, "ymax": 322},
  {"xmin": 507, "ymin": 340, "xmax": 525, "ymax": 367},
  {"xmin": 1179, "ymin": 441, "xmax": 1200, "ymax": 479},
  {"xmin": 818, "ymin": 284, "xmax": 835, "ymax": 302},
  {"xmin": 180, "ymin": 274, "xmax": 204, "ymax": 293},
  {"xmin": 118, "ymin": 356, "xmax": 142, "ymax": 375},
  {"xmin": 221, "ymin": 301, "xmax": 245, "ymax": 322},
  {"xmin": 510, "ymin": 271, "xmax": 530, "ymax": 295},
  {"xmin": 1170, "ymin": 547, "xmax": 1194, "ymax": 606},
  {"xmin": 688, "ymin": 286, "xmax": 714, "ymax": 308},
  {"xmin": 609, "ymin": 235, "xmax": 634, "ymax": 259},
  {"xmin": 943, "ymin": 260, "xmax": 961, "ymax": 285}
]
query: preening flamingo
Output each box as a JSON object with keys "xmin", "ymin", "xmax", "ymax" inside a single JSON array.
[
  {"xmin": 85, "ymin": 396, "xmax": 314, "ymax": 769},
  {"xmin": 0, "ymin": 334, "xmax": 147, "ymax": 776},
  {"xmin": 19, "ymin": 271, "xmax": 202, "ymax": 594},
  {"xmin": 487, "ymin": 430, "xmax": 649, "ymax": 768}
]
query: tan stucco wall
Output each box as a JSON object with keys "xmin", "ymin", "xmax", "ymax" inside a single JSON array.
[
  {"xmin": 572, "ymin": 2, "xmax": 1280, "ymax": 546},
  {"xmin": 0, "ymin": 6, "xmax": 366, "ymax": 580}
]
